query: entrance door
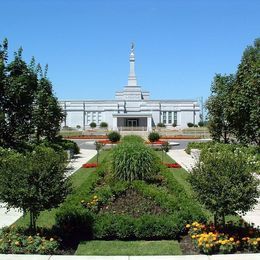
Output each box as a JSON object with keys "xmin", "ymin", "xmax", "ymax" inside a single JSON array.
[{"xmin": 127, "ymin": 119, "xmax": 138, "ymax": 127}]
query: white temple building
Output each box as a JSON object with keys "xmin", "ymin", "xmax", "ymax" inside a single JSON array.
[{"xmin": 60, "ymin": 44, "xmax": 200, "ymax": 131}]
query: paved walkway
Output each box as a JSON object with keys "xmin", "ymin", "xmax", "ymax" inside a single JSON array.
[
  {"xmin": 0, "ymin": 148, "xmax": 96, "ymax": 229},
  {"xmin": 0, "ymin": 253, "xmax": 260, "ymax": 259},
  {"xmin": 167, "ymin": 149, "xmax": 260, "ymax": 228},
  {"xmin": 167, "ymin": 149, "xmax": 196, "ymax": 172}
]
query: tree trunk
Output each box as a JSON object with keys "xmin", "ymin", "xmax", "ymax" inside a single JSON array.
[{"xmin": 29, "ymin": 211, "xmax": 37, "ymax": 233}]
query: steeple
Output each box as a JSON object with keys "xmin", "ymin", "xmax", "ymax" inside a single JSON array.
[{"xmin": 128, "ymin": 42, "xmax": 137, "ymax": 86}]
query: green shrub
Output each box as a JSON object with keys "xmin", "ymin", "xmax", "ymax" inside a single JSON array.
[
  {"xmin": 55, "ymin": 205, "xmax": 94, "ymax": 246},
  {"xmin": 172, "ymin": 123, "xmax": 177, "ymax": 127},
  {"xmin": 187, "ymin": 122, "xmax": 194, "ymax": 127},
  {"xmin": 107, "ymin": 131, "xmax": 121, "ymax": 143},
  {"xmin": 100, "ymin": 122, "xmax": 108, "ymax": 128},
  {"xmin": 112, "ymin": 142, "xmax": 160, "ymax": 182},
  {"xmin": 198, "ymin": 121, "xmax": 204, "ymax": 127},
  {"xmin": 157, "ymin": 123, "xmax": 166, "ymax": 128},
  {"xmin": 148, "ymin": 132, "xmax": 160, "ymax": 142},
  {"xmin": 60, "ymin": 139, "xmax": 80, "ymax": 154},
  {"xmin": 90, "ymin": 122, "xmax": 96, "ymax": 129}
]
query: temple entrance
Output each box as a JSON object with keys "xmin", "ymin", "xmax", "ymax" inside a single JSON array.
[{"xmin": 126, "ymin": 119, "xmax": 139, "ymax": 127}]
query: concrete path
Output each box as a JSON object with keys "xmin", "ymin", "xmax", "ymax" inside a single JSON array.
[
  {"xmin": 65, "ymin": 149, "xmax": 97, "ymax": 177},
  {"xmin": 167, "ymin": 149, "xmax": 260, "ymax": 228},
  {"xmin": 0, "ymin": 148, "xmax": 96, "ymax": 229},
  {"xmin": 0, "ymin": 254, "xmax": 260, "ymax": 259},
  {"xmin": 167, "ymin": 149, "xmax": 196, "ymax": 172}
]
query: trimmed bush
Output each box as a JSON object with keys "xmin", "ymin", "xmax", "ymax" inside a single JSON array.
[
  {"xmin": 107, "ymin": 131, "xmax": 121, "ymax": 143},
  {"xmin": 112, "ymin": 142, "xmax": 160, "ymax": 182},
  {"xmin": 172, "ymin": 123, "xmax": 177, "ymax": 127},
  {"xmin": 157, "ymin": 123, "xmax": 166, "ymax": 128},
  {"xmin": 198, "ymin": 121, "xmax": 204, "ymax": 127},
  {"xmin": 100, "ymin": 122, "xmax": 108, "ymax": 128},
  {"xmin": 89, "ymin": 122, "xmax": 96, "ymax": 128},
  {"xmin": 148, "ymin": 132, "xmax": 160, "ymax": 142},
  {"xmin": 187, "ymin": 122, "xmax": 194, "ymax": 127}
]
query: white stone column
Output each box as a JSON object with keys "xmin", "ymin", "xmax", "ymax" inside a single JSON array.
[
  {"xmin": 147, "ymin": 116, "xmax": 152, "ymax": 132},
  {"xmin": 112, "ymin": 116, "xmax": 118, "ymax": 131}
]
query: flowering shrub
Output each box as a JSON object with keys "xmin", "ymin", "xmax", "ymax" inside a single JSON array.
[
  {"xmin": 0, "ymin": 226, "xmax": 59, "ymax": 254},
  {"xmin": 81, "ymin": 195, "xmax": 101, "ymax": 212},
  {"xmin": 164, "ymin": 163, "xmax": 181, "ymax": 168},
  {"xmin": 186, "ymin": 221, "xmax": 260, "ymax": 254},
  {"xmin": 82, "ymin": 163, "xmax": 98, "ymax": 168}
]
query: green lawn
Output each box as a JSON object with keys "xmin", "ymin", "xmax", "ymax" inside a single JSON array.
[{"xmin": 75, "ymin": 240, "xmax": 182, "ymax": 255}]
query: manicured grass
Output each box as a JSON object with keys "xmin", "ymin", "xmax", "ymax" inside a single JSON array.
[
  {"xmin": 60, "ymin": 131, "xmax": 83, "ymax": 137},
  {"xmin": 75, "ymin": 240, "xmax": 182, "ymax": 255}
]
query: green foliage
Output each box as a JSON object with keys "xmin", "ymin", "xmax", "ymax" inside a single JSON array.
[
  {"xmin": 206, "ymin": 74, "xmax": 234, "ymax": 143},
  {"xmin": 0, "ymin": 39, "xmax": 64, "ymax": 150},
  {"xmin": 107, "ymin": 131, "xmax": 121, "ymax": 143},
  {"xmin": 198, "ymin": 121, "xmax": 204, "ymax": 127},
  {"xmin": 207, "ymin": 38, "xmax": 260, "ymax": 144},
  {"xmin": 99, "ymin": 122, "xmax": 108, "ymax": 128},
  {"xmin": 0, "ymin": 146, "xmax": 71, "ymax": 231},
  {"xmin": 148, "ymin": 132, "xmax": 160, "ymax": 142},
  {"xmin": 187, "ymin": 122, "xmax": 194, "ymax": 127},
  {"xmin": 157, "ymin": 122, "xmax": 166, "ymax": 127},
  {"xmin": 230, "ymin": 38, "xmax": 260, "ymax": 145},
  {"xmin": 189, "ymin": 148, "xmax": 260, "ymax": 225},
  {"xmin": 185, "ymin": 141, "xmax": 260, "ymax": 174},
  {"xmin": 172, "ymin": 123, "xmax": 177, "ymax": 127},
  {"xmin": 0, "ymin": 227, "xmax": 59, "ymax": 254},
  {"xmin": 112, "ymin": 142, "xmax": 160, "ymax": 182},
  {"xmin": 89, "ymin": 122, "xmax": 96, "ymax": 128}
]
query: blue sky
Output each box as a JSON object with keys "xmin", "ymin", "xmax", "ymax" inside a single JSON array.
[{"xmin": 0, "ymin": 0, "xmax": 259, "ymax": 101}]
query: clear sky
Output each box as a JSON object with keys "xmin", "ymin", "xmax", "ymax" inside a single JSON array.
[{"xmin": 0, "ymin": 0, "xmax": 259, "ymax": 101}]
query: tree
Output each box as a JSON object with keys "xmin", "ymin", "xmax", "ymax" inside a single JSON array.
[
  {"xmin": 148, "ymin": 132, "xmax": 160, "ymax": 142},
  {"xmin": 100, "ymin": 122, "xmax": 108, "ymax": 128},
  {"xmin": 0, "ymin": 146, "xmax": 71, "ymax": 231},
  {"xmin": 161, "ymin": 141, "xmax": 170, "ymax": 162},
  {"xmin": 189, "ymin": 148, "xmax": 259, "ymax": 226},
  {"xmin": 206, "ymin": 74, "xmax": 234, "ymax": 143},
  {"xmin": 33, "ymin": 75, "xmax": 64, "ymax": 142},
  {"xmin": 230, "ymin": 38, "xmax": 260, "ymax": 145},
  {"xmin": 94, "ymin": 141, "xmax": 104, "ymax": 164}
]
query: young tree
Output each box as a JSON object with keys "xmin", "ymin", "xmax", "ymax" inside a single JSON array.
[
  {"xmin": 230, "ymin": 38, "xmax": 260, "ymax": 145},
  {"xmin": 206, "ymin": 74, "xmax": 234, "ymax": 143},
  {"xmin": 0, "ymin": 146, "xmax": 71, "ymax": 231},
  {"xmin": 94, "ymin": 141, "xmax": 104, "ymax": 164},
  {"xmin": 189, "ymin": 148, "xmax": 259, "ymax": 226}
]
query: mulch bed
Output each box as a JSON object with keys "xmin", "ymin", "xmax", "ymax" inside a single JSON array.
[{"xmin": 99, "ymin": 188, "xmax": 166, "ymax": 217}]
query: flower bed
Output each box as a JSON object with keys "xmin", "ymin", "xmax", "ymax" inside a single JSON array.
[
  {"xmin": 82, "ymin": 163, "xmax": 98, "ymax": 168},
  {"xmin": 145, "ymin": 140, "xmax": 167, "ymax": 145},
  {"xmin": 186, "ymin": 221, "xmax": 260, "ymax": 254},
  {"xmin": 164, "ymin": 163, "xmax": 181, "ymax": 168}
]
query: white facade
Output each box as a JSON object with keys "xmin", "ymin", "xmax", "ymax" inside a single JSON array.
[{"xmin": 60, "ymin": 45, "xmax": 200, "ymax": 131}]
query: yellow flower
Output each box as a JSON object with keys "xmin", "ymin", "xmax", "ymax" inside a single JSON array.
[
  {"xmin": 206, "ymin": 244, "xmax": 210, "ymax": 248},
  {"xmin": 193, "ymin": 228, "xmax": 198, "ymax": 231},
  {"xmin": 229, "ymin": 237, "xmax": 234, "ymax": 242},
  {"xmin": 81, "ymin": 200, "xmax": 85, "ymax": 203},
  {"xmin": 186, "ymin": 224, "xmax": 191, "ymax": 228},
  {"xmin": 15, "ymin": 241, "xmax": 20, "ymax": 246},
  {"xmin": 191, "ymin": 235, "xmax": 196, "ymax": 239},
  {"xmin": 50, "ymin": 238, "xmax": 54, "ymax": 241},
  {"xmin": 256, "ymin": 238, "xmax": 260, "ymax": 242},
  {"xmin": 253, "ymin": 241, "xmax": 257, "ymax": 245},
  {"xmin": 93, "ymin": 195, "xmax": 98, "ymax": 199}
]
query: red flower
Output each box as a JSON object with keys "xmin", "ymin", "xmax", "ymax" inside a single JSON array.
[
  {"xmin": 82, "ymin": 163, "xmax": 98, "ymax": 168},
  {"xmin": 164, "ymin": 163, "xmax": 181, "ymax": 168}
]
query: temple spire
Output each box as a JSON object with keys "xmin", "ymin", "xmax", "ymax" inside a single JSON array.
[{"xmin": 128, "ymin": 42, "xmax": 137, "ymax": 86}]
